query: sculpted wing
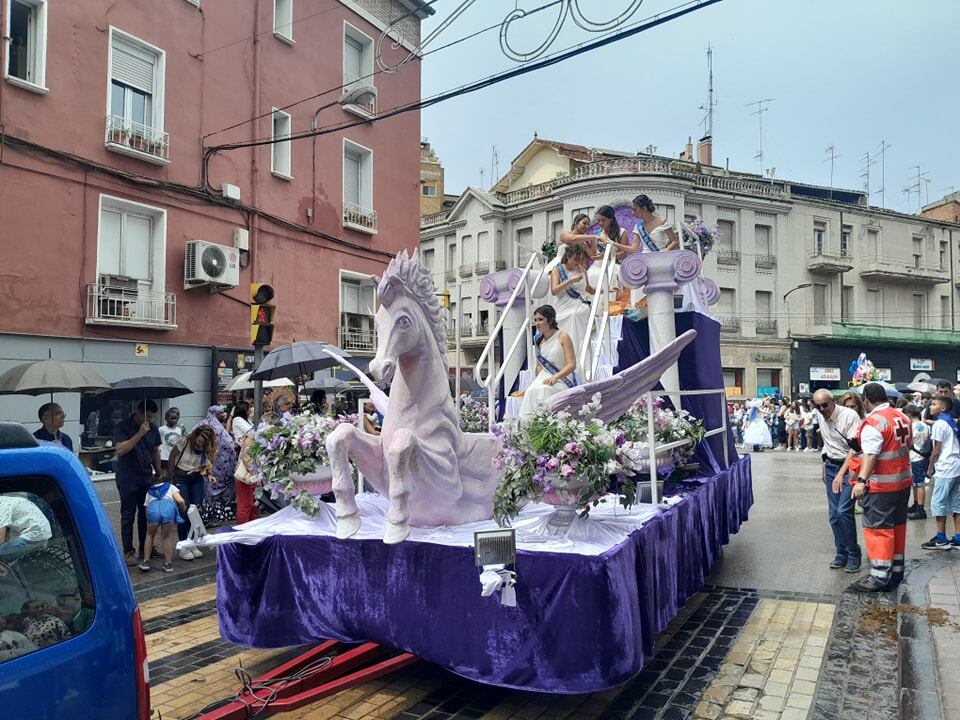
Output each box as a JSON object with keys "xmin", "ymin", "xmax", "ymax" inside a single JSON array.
[
  {"xmin": 321, "ymin": 348, "xmax": 390, "ymax": 416},
  {"xmin": 546, "ymin": 329, "xmax": 697, "ymax": 424}
]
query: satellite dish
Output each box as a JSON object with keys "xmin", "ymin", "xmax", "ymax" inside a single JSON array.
[{"xmin": 201, "ymin": 245, "xmax": 227, "ymax": 277}]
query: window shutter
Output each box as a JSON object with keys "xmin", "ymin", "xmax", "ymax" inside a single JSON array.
[
  {"xmin": 99, "ymin": 209, "xmax": 123, "ymax": 276},
  {"xmin": 122, "ymin": 214, "xmax": 152, "ymax": 280},
  {"xmin": 112, "ymin": 43, "xmax": 155, "ymax": 93},
  {"xmin": 344, "ymin": 150, "xmax": 361, "ymax": 206},
  {"xmin": 344, "ymin": 36, "xmax": 363, "ymax": 83}
]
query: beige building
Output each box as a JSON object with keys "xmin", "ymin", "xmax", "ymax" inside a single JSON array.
[
  {"xmin": 921, "ymin": 192, "xmax": 960, "ymax": 224},
  {"xmin": 420, "ymin": 138, "xmax": 960, "ymax": 397}
]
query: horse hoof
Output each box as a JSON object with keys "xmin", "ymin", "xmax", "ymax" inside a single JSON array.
[
  {"xmin": 336, "ymin": 514, "xmax": 361, "ymax": 539},
  {"xmin": 383, "ymin": 521, "xmax": 410, "ymax": 544}
]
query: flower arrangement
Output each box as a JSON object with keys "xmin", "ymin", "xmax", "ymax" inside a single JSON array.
[
  {"xmin": 611, "ymin": 397, "xmax": 706, "ymax": 466},
  {"xmin": 248, "ymin": 411, "xmax": 357, "ymax": 516},
  {"xmin": 541, "ymin": 238, "xmax": 558, "ymax": 262},
  {"xmin": 848, "ymin": 353, "xmax": 883, "ymax": 387},
  {"xmin": 491, "ymin": 394, "xmax": 648, "ymax": 525},
  {"xmin": 459, "ymin": 396, "xmax": 489, "ymax": 433},
  {"xmin": 681, "ymin": 217, "xmax": 719, "ymax": 257}
]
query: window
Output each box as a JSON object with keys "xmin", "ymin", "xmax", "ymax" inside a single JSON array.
[
  {"xmin": 755, "ymin": 291, "xmax": 772, "ymax": 320},
  {"xmin": 942, "ymin": 295, "xmax": 951, "ymax": 331},
  {"xmin": 755, "ymin": 225, "xmax": 772, "ymax": 255},
  {"xmin": 343, "ymin": 24, "xmax": 373, "ymax": 90},
  {"xmin": 422, "ymin": 248, "xmax": 435, "ymax": 272},
  {"xmin": 717, "ymin": 220, "xmax": 735, "ymax": 251},
  {"xmin": 270, "ymin": 109, "xmax": 292, "ymax": 179},
  {"xmin": 107, "ymin": 29, "xmax": 167, "ymax": 163},
  {"xmin": 274, "ymin": 0, "xmax": 293, "ymax": 43},
  {"xmin": 421, "ymin": 184, "xmax": 437, "ymax": 197},
  {"xmin": 551, "ymin": 219, "xmax": 564, "ymax": 243},
  {"xmin": 866, "ymin": 228, "xmax": 879, "ymax": 257},
  {"xmin": 339, "ymin": 275, "xmax": 376, "ymax": 352},
  {"xmin": 866, "ymin": 288, "xmax": 882, "ymax": 324},
  {"xmin": 813, "ymin": 222, "xmax": 826, "ymax": 256},
  {"xmin": 461, "ymin": 235, "xmax": 474, "ymax": 266},
  {"xmin": 516, "ymin": 227, "xmax": 533, "ymax": 265},
  {"xmin": 718, "ymin": 288, "xmax": 735, "ymax": 316},
  {"xmin": 913, "ymin": 293, "xmax": 926, "ymax": 328},
  {"xmin": 343, "ymin": 140, "xmax": 375, "ymax": 232},
  {"xmin": 813, "ymin": 283, "xmax": 827, "ymax": 324},
  {"xmin": 5, "ymin": 0, "xmax": 47, "ymax": 91},
  {"xmin": 841, "ymin": 285, "xmax": 853, "ymax": 323},
  {"xmin": 840, "ymin": 225, "xmax": 852, "ymax": 257},
  {"xmin": 0, "ymin": 476, "xmax": 96, "ymax": 666},
  {"xmin": 913, "ymin": 237, "xmax": 923, "ymax": 268},
  {"xmin": 722, "ymin": 367, "xmax": 744, "ymax": 391},
  {"xmin": 757, "ymin": 369, "xmax": 781, "ymax": 393},
  {"xmin": 97, "ymin": 195, "xmax": 166, "ymax": 292},
  {"xmin": 477, "ymin": 231, "xmax": 489, "ymax": 260},
  {"xmin": 446, "ymin": 239, "xmax": 456, "ymax": 273},
  {"xmin": 940, "ymin": 241, "xmax": 948, "ymax": 271}
]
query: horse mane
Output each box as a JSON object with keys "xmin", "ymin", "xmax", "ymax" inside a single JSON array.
[{"xmin": 378, "ymin": 248, "xmax": 448, "ymax": 360}]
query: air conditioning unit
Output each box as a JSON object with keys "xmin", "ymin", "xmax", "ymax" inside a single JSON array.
[{"xmin": 184, "ymin": 240, "xmax": 240, "ymax": 291}]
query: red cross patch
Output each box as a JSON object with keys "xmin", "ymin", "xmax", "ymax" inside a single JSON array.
[{"xmin": 893, "ymin": 417, "xmax": 911, "ymax": 447}]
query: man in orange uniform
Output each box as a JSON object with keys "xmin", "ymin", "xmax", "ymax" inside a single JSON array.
[{"xmin": 851, "ymin": 383, "xmax": 913, "ymax": 592}]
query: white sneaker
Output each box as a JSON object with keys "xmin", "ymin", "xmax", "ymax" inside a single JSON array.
[
  {"xmin": 191, "ymin": 547, "xmax": 203, "ymax": 558},
  {"xmin": 178, "ymin": 547, "xmax": 195, "ymax": 561}
]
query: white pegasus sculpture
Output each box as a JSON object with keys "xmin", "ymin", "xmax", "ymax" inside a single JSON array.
[{"xmin": 325, "ymin": 249, "xmax": 696, "ymax": 544}]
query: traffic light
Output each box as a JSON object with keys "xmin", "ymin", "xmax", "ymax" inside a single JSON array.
[{"xmin": 250, "ymin": 283, "xmax": 275, "ymax": 346}]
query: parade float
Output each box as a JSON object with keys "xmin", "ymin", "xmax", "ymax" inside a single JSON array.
[{"xmin": 184, "ymin": 247, "xmax": 753, "ymax": 695}]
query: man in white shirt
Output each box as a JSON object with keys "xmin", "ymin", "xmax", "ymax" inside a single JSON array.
[
  {"xmin": 921, "ymin": 395, "xmax": 960, "ymax": 550},
  {"xmin": 812, "ymin": 389, "xmax": 863, "ymax": 572},
  {"xmin": 0, "ymin": 496, "xmax": 53, "ymax": 557}
]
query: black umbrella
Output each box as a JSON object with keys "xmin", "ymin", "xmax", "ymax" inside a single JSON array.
[
  {"xmin": 449, "ymin": 375, "xmax": 482, "ymax": 395},
  {"xmin": 250, "ymin": 342, "xmax": 351, "ymax": 382},
  {"xmin": 102, "ymin": 376, "xmax": 193, "ymax": 405}
]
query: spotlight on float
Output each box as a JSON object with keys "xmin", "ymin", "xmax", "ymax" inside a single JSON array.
[{"xmin": 474, "ymin": 528, "xmax": 517, "ymax": 606}]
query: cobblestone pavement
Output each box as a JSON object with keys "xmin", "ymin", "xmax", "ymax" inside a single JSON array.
[{"xmin": 115, "ymin": 451, "xmax": 960, "ymax": 719}]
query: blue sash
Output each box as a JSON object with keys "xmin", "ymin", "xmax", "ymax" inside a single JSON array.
[
  {"xmin": 535, "ymin": 342, "xmax": 577, "ymax": 388},
  {"xmin": 635, "ymin": 222, "xmax": 660, "ymax": 253},
  {"xmin": 557, "ymin": 266, "xmax": 590, "ymax": 305},
  {"xmin": 940, "ymin": 412, "xmax": 959, "ymax": 438}
]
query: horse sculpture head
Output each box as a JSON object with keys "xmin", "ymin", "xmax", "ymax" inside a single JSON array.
[{"xmin": 370, "ymin": 249, "xmax": 448, "ymax": 384}]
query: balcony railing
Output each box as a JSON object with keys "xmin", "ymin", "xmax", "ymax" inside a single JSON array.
[
  {"xmin": 756, "ymin": 319, "xmax": 777, "ymax": 335},
  {"xmin": 477, "ymin": 321, "xmax": 489, "ymax": 336},
  {"xmin": 104, "ymin": 115, "xmax": 170, "ymax": 165},
  {"xmin": 343, "ymin": 202, "xmax": 377, "ymax": 234},
  {"xmin": 807, "ymin": 251, "xmax": 854, "ymax": 274},
  {"xmin": 459, "ymin": 264, "xmax": 473, "ymax": 278},
  {"xmin": 338, "ymin": 327, "xmax": 376, "ymax": 353},
  {"xmin": 460, "ymin": 324, "xmax": 473, "ymax": 337},
  {"xmin": 86, "ymin": 283, "xmax": 176, "ymax": 329},
  {"xmin": 716, "ymin": 249, "xmax": 740, "ymax": 266},
  {"xmin": 340, "ymin": 73, "xmax": 377, "ymax": 118},
  {"xmin": 755, "ymin": 254, "xmax": 777, "ymax": 269},
  {"xmin": 421, "ymin": 210, "xmax": 449, "ymax": 227},
  {"xmin": 444, "ymin": 269, "xmax": 456, "ymax": 283},
  {"xmin": 859, "ymin": 257, "xmax": 950, "ymax": 285},
  {"xmin": 474, "ymin": 261, "xmax": 490, "ymax": 276},
  {"xmin": 494, "ymin": 260, "xmax": 507, "ymax": 272},
  {"xmin": 718, "ymin": 316, "xmax": 740, "ymax": 332}
]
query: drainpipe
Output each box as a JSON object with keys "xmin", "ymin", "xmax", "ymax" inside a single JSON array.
[
  {"xmin": 838, "ymin": 210, "xmax": 844, "ymax": 324},
  {"xmin": 251, "ymin": 0, "xmax": 264, "ymax": 421},
  {"xmin": 951, "ymin": 228, "xmax": 955, "ymax": 332}
]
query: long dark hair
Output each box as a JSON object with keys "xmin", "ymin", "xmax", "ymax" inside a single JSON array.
[
  {"xmin": 561, "ymin": 244, "xmax": 587, "ymax": 264},
  {"xmin": 595, "ymin": 205, "xmax": 621, "ymax": 241},
  {"xmin": 233, "ymin": 401, "xmax": 250, "ymax": 421},
  {"xmin": 571, "ymin": 212, "xmax": 589, "ymax": 230},
  {"xmin": 533, "ymin": 304, "xmax": 559, "ymax": 344}
]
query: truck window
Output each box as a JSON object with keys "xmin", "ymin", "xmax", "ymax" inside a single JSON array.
[{"xmin": 0, "ymin": 476, "xmax": 95, "ymax": 664}]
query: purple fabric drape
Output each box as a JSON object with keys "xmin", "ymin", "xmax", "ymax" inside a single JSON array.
[
  {"xmin": 216, "ymin": 455, "xmax": 752, "ymax": 694},
  {"xmin": 615, "ymin": 312, "xmax": 739, "ymax": 472}
]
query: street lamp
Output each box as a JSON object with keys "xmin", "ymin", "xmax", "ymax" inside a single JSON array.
[
  {"xmin": 783, "ymin": 283, "xmax": 812, "ymax": 302},
  {"xmin": 783, "ymin": 283, "xmax": 812, "ymax": 397}
]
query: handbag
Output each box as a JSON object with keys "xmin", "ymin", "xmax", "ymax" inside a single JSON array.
[{"xmin": 234, "ymin": 451, "xmax": 258, "ymax": 485}]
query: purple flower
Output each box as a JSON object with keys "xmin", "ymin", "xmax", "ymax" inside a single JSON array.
[
  {"xmin": 564, "ymin": 442, "xmax": 580, "ymax": 456},
  {"xmin": 543, "ymin": 483, "xmax": 554, "ymax": 493},
  {"xmin": 546, "ymin": 457, "xmax": 559, "ymax": 471},
  {"xmin": 536, "ymin": 454, "xmax": 549, "ymax": 468},
  {"xmin": 492, "ymin": 457, "xmax": 504, "ymax": 470},
  {"xmin": 615, "ymin": 433, "xmax": 626, "ymax": 447},
  {"xmin": 560, "ymin": 463, "xmax": 575, "ymax": 478},
  {"xmin": 534, "ymin": 467, "xmax": 546, "ymax": 484}
]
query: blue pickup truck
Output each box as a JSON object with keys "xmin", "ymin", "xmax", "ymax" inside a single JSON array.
[{"xmin": 0, "ymin": 423, "xmax": 149, "ymax": 719}]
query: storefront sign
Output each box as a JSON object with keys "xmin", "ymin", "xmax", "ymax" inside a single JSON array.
[
  {"xmin": 757, "ymin": 386, "xmax": 778, "ymax": 397},
  {"xmin": 876, "ymin": 368, "xmax": 892, "ymax": 381},
  {"xmin": 753, "ymin": 352, "xmax": 786, "ymax": 363},
  {"xmin": 809, "ymin": 366, "xmax": 841, "ymax": 382},
  {"xmin": 910, "ymin": 358, "xmax": 935, "ymax": 372},
  {"xmin": 798, "ymin": 383, "xmax": 810, "ymax": 394}
]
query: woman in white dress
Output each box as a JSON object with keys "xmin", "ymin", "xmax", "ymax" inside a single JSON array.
[
  {"xmin": 550, "ymin": 244, "xmax": 595, "ymax": 360},
  {"xmin": 556, "ymin": 213, "xmax": 598, "ymax": 262},
  {"xmin": 741, "ymin": 399, "xmax": 773, "ymax": 450},
  {"xmin": 520, "ymin": 305, "xmax": 578, "ymax": 416},
  {"xmin": 631, "ymin": 194, "xmax": 679, "ymax": 254}
]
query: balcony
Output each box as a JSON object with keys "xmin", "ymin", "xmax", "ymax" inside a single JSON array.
[
  {"xmin": 339, "ymin": 74, "xmax": 377, "ymax": 119},
  {"xmin": 338, "ymin": 328, "xmax": 376, "ymax": 353},
  {"xmin": 86, "ymin": 283, "xmax": 176, "ymax": 329},
  {"xmin": 716, "ymin": 249, "xmax": 740, "ymax": 266},
  {"xmin": 343, "ymin": 202, "xmax": 377, "ymax": 234},
  {"xmin": 756, "ymin": 319, "xmax": 777, "ymax": 335},
  {"xmin": 806, "ymin": 251, "xmax": 853, "ymax": 274},
  {"xmin": 104, "ymin": 115, "xmax": 170, "ymax": 165},
  {"xmin": 444, "ymin": 269, "xmax": 456, "ymax": 283},
  {"xmin": 460, "ymin": 324, "xmax": 473, "ymax": 337},
  {"xmin": 755, "ymin": 254, "xmax": 777, "ymax": 269},
  {"xmin": 474, "ymin": 261, "xmax": 490, "ymax": 277},
  {"xmin": 831, "ymin": 321, "xmax": 960, "ymax": 347},
  {"xmin": 718, "ymin": 316, "xmax": 740, "ymax": 333},
  {"xmin": 420, "ymin": 211, "xmax": 449, "ymax": 228},
  {"xmin": 859, "ymin": 257, "xmax": 950, "ymax": 285},
  {"xmin": 494, "ymin": 260, "xmax": 507, "ymax": 272},
  {"xmin": 458, "ymin": 264, "xmax": 473, "ymax": 278}
]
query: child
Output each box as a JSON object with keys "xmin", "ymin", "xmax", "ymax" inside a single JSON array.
[
  {"xmin": 921, "ymin": 395, "xmax": 960, "ymax": 550},
  {"xmin": 140, "ymin": 476, "xmax": 186, "ymax": 572},
  {"xmin": 904, "ymin": 405, "xmax": 931, "ymax": 520}
]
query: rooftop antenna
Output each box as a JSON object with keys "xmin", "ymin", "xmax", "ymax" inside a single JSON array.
[
  {"xmin": 905, "ymin": 165, "xmax": 932, "ymax": 211},
  {"xmin": 698, "ymin": 43, "xmax": 717, "ymax": 138},
  {"xmin": 823, "ymin": 144, "xmax": 841, "ymax": 200},
  {"xmin": 902, "ymin": 186, "xmax": 912, "ymax": 213},
  {"xmin": 479, "ymin": 167, "xmax": 484, "ymax": 188},
  {"xmin": 859, "ymin": 151, "xmax": 879, "ymax": 203},
  {"xmin": 490, "ymin": 145, "xmax": 499, "ymax": 186},
  {"xmin": 745, "ymin": 98, "xmax": 774, "ymax": 176},
  {"xmin": 876, "ymin": 140, "xmax": 892, "ymax": 207}
]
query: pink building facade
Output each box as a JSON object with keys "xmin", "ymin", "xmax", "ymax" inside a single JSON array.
[{"xmin": 0, "ymin": 0, "xmax": 430, "ymax": 434}]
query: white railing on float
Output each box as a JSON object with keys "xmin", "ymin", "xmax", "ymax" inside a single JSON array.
[
  {"xmin": 639, "ymin": 387, "xmax": 730, "ymax": 505},
  {"xmin": 474, "ymin": 251, "xmax": 543, "ymax": 431},
  {"xmin": 577, "ymin": 241, "xmax": 616, "ymax": 383}
]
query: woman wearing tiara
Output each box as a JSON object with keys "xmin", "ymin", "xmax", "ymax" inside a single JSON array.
[
  {"xmin": 520, "ymin": 305, "xmax": 577, "ymax": 416},
  {"xmin": 556, "ymin": 213, "xmax": 598, "ymax": 261},
  {"xmin": 550, "ymin": 244, "xmax": 595, "ymax": 359},
  {"xmin": 631, "ymin": 194, "xmax": 679, "ymax": 254}
]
